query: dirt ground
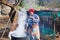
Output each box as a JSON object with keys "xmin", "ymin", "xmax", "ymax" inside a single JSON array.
[
  {"xmin": 0, "ymin": 38, "xmax": 60, "ymax": 40},
  {"xmin": 0, "ymin": 38, "xmax": 9, "ymax": 40},
  {"xmin": 0, "ymin": 37, "xmax": 60, "ymax": 40}
]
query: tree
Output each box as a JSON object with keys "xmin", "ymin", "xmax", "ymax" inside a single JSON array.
[
  {"xmin": 57, "ymin": 4, "xmax": 60, "ymax": 8},
  {"xmin": 38, "ymin": 0, "xmax": 44, "ymax": 6},
  {"xmin": 43, "ymin": 0, "xmax": 60, "ymax": 8}
]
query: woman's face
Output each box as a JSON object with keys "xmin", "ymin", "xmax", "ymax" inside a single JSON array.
[{"xmin": 30, "ymin": 12, "xmax": 34, "ymax": 15}]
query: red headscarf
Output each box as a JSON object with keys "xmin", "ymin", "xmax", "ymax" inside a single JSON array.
[{"xmin": 29, "ymin": 8, "xmax": 34, "ymax": 13}]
